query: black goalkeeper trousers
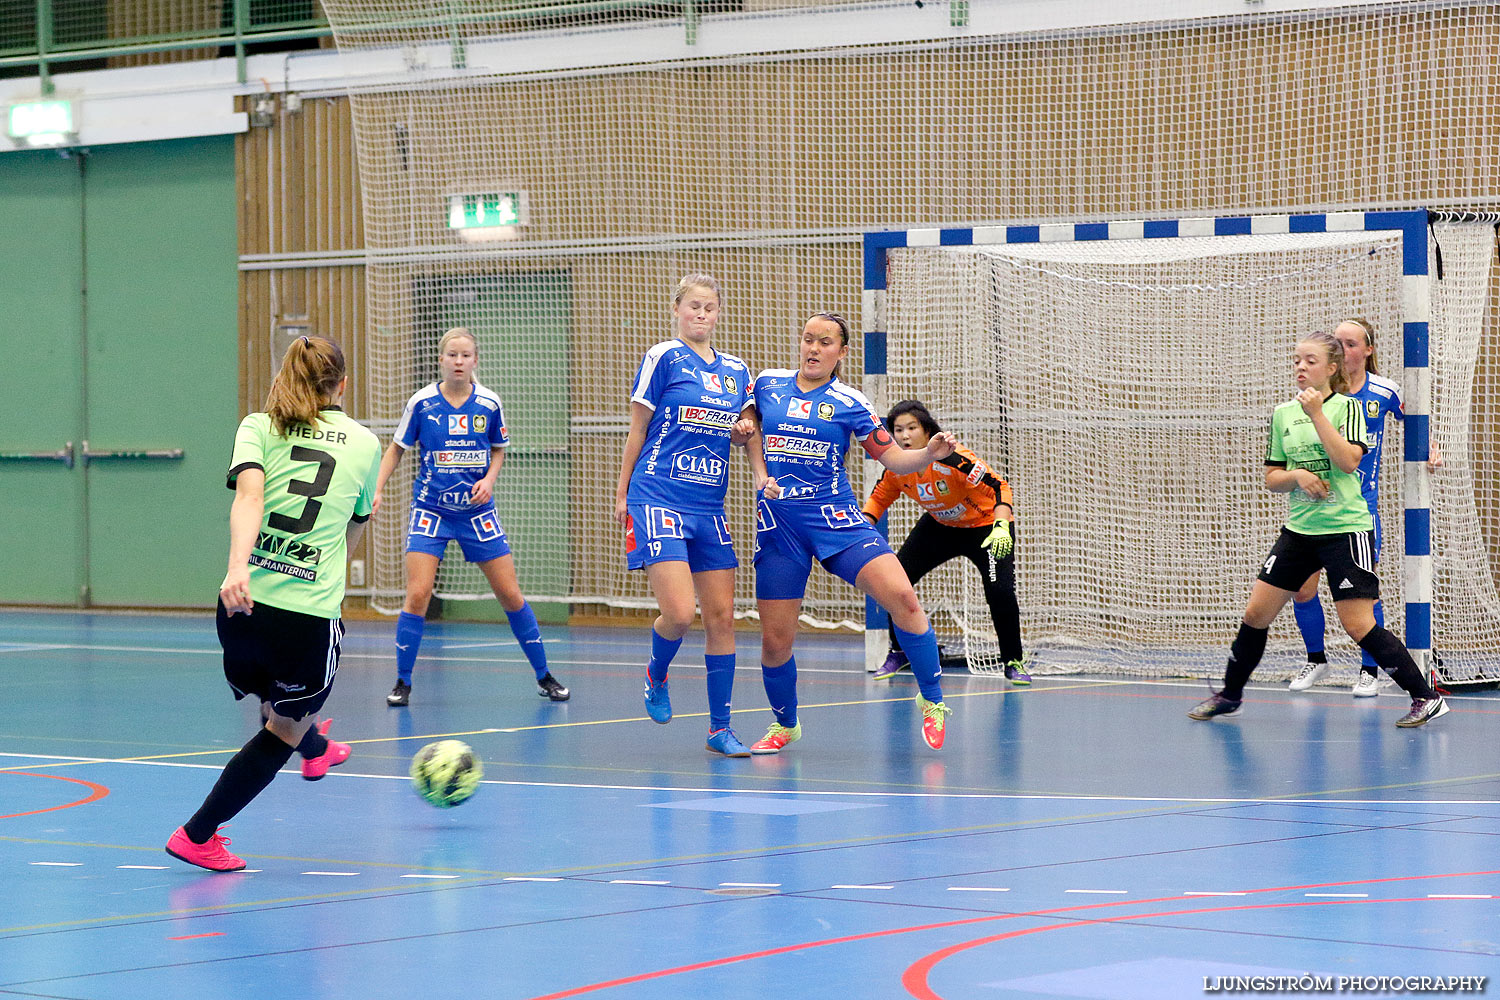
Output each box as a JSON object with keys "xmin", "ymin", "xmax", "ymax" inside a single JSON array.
[{"xmin": 887, "ymin": 513, "xmax": 1023, "ymax": 664}]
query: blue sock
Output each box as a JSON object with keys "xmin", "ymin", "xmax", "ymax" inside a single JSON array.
[
  {"xmin": 761, "ymin": 656, "xmax": 798, "ymax": 728},
  {"xmin": 705, "ymin": 653, "xmax": 735, "ymax": 731},
  {"xmin": 895, "ymin": 624, "xmax": 944, "ymax": 703},
  {"xmin": 1361, "ymin": 601, "xmax": 1385, "ymax": 672},
  {"xmin": 395, "ymin": 611, "xmax": 424, "ymax": 684},
  {"xmin": 1292, "ymin": 597, "xmax": 1326, "ymax": 659},
  {"xmin": 505, "ymin": 603, "xmax": 548, "ymax": 680},
  {"xmin": 648, "ymin": 628, "xmax": 682, "ymax": 685}
]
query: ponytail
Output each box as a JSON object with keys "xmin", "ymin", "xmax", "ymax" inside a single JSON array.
[{"xmin": 266, "ymin": 335, "xmax": 346, "ymax": 436}]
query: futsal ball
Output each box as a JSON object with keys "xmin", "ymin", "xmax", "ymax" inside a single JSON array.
[{"xmin": 410, "ymin": 740, "xmax": 483, "ymax": 808}]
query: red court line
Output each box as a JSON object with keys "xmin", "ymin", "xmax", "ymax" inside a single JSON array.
[
  {"xmin": 525, "ymin": 869, "xmax": 1500, "ymax": 1000},
  {"xmin": 166, "ymin": 932, "xmax": 225, "ymax": 941},
  {"xmin": 902, "ymin": 896, "xmax": 1444, "ymax": 999},
  {"xmin": 0, "ymin": 771, "xmax": 110, "ymax": 819}
]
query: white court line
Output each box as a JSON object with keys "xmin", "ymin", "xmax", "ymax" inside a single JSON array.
[
  {"xmin": 947, "ymin": 886, "xmax": 1010, "ymax": 892},
  {"xmin": 6, "ymin": 755, "xmax": 1500, "ymax": 808},
  {"xmin": 1066, "ymin": 889, "xmax": 1128, "ymax": 894},
  {"xmin": 30, "ymin": 862, "xmax": 82, "ymax": 867},
  {"xmin": 1428, "ymin": 894, "xmax": 1493, "ymax": 899},
  {"xmin": 117, "ymin": 865, "xmax": 169, "ymax": 870},
  {"xmin": 611, "ymin": 879, "xmax": 670, "ymax": 885},
  {"xmin": 303, "ymin": 871, "xmax": 360, "ymax": 877}
]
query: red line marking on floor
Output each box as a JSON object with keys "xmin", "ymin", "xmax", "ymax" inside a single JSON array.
[
  {"xmin": 900, "ymin": 896, "xmax": 1435, "ymax": 999},
  {"xmin": 166, "ymin": 932, "xmax": 226, "ymax": 941},
  {"xmin": 524, "ymin": 869, "xmax": 1500, "ymax": 1000},
  {"xmin": 0, "ymin": 771, "xmax": 110, "ymax": 819}
]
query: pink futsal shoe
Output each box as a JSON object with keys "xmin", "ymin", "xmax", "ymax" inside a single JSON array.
[
  {"xmin": 301, "ymin": 718, "xmax": 350, "ymax": 781},
  {"xmin": 165, "ymin": 826, "xmax": 246, "ymax": 872}
]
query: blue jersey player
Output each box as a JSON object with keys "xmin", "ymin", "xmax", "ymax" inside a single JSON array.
[
  {"xmin": 742, "ymin": 312, "xmax": 961, "ymax": 753},
  {"xmin": 374, "ymin": 328, "xmax": 568, "ymax": 707},
  {"xmin": 1286, "ymin": 318, "xmax": 1442, "ymax": 697},
  {"xmin": 615, "ymin": 275, "xmax": 770, "ymax": 758}
]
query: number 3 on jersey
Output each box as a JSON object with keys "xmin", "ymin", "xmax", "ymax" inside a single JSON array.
[{"xmin": 268, "ymin": 446, "xmax": 336, "ymax": 535}]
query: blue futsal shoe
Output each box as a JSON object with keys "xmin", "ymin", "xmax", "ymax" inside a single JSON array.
[
  {"xmin": 644, "ymin": 672, "xmax": 672, "ymax": 724},
  {"xmin": 705, "ymin": 728, "xmax": 751, "ymax": 757}
]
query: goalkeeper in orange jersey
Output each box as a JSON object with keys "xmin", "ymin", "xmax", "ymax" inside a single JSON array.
[{"xmin": 861, "ymin": 400, "xmax": 1026, "ymax": 683}]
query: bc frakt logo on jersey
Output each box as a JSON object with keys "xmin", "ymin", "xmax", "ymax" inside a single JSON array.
[
  {"xmin": 448, "ymin": 414, "xmax": 470, "ymax": 435},
  {"xmin": 678, "ymin": 405, "xmax": 737, "ymax": 430},
  {"xmin": 670, "ymin": 445, "xmax": 727, "ymax": 486},
  {"xmin": 765, "ymin": 434, "xmax": 830, "ymax": 460},
  {"xmin": 433, "ymin": 449, "xmax": 489, "ymax": 468},
  {"xmin": 788, "ymin": 398, "xmax": 813, "ymax": 420}
]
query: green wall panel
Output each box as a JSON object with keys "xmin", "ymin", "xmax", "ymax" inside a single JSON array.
[
  {"xmin": 83, "ymin": 136, "xmax": 239, "ymax": 606},
  {"xmin": 0, "ymin": 151, "xmax": 85, "ymax": 604},
  {"xmin": 0, "ymin": 136, "xmax": 236, "ymax": 607}
]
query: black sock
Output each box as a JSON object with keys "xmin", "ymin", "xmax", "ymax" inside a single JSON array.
[
  {"xmin": 1357, "ymin": 627, "xmax": 1435, "ymax": 699},
  {"xmin": 296, "ymin": 723, "xmax": 328, "ymax": 760},
  {"xmin": 1221, "ymin": 623, "xmax": 1269, "ymax": 701},
  {"xmin": 183, "ymin": 728, "xmax": 296, "ymax": 844},
  {"xmin": 1306, "ymin": 650, "xmax": 1328, "ymax": 665}
]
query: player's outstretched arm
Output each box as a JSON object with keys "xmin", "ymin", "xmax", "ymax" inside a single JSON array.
[
  {"xmin": 615, "ymin": 402, "xmax": 652, "ymax": 525},
  {"xmin": 220, "ymin": 468, "xmax": 265, "ymax": 615},
  {"xmin": 869, "ymin": 429, "xmax": 958, "ymax": 476},
  {"xmin": 372, "ymin": 440, "xmax": 406, "ymax": 515}
]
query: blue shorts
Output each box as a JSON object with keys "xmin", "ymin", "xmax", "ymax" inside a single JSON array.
[
  {"xmin": 406, "ymin": 504, "xmax": 511, "ymax": 562},
  {"xmin": 753, "ymin": 498, "xmax": 893, "ymax": 600},
  {"xmin": 1368, "ymin": 502, "xmax": 1383, "ymax": 562},
  {"xmin": 625, "ymin": 504, "xmax": 738, "ymax": 573}
]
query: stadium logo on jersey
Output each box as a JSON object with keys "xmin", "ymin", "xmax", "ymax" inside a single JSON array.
[
  {"xmin": 433, "ymin": 449, "xmax": 489, "ymax": 468},
  {"xmin": 765, "ymin": 434, "xmax": 830, "ymax": 460},
  {"xmin": 474, "ymin": 414, "xmax": 488, "ymax": 433},
  {"xmin": 678, "ymin": 405, "xmax": 737, "ymax": 430},
  {"xmin": 448, "ymin": 414, "xmax": 470, "ymax": 434},
  {"xmin": 817, "ymin": 402, "xmax": 835, "ymax": 421},
  {"xmin": 670, "ymin": 445, "xmax": 727, "ymax": 486},
  {"xmin": 701, "ymin": 372, "xmax": 724, "ymax": 393},
  {"xmin": 1366, "ymin": 399, "xmax": 1380, "ymax": 419},
  {"xmin": 788, "ymin": 398, "xmax": 813, "ymax": 419},
  {"xmin": 724, "ymin": 376, "xmax": 738, "ymax": 395}
]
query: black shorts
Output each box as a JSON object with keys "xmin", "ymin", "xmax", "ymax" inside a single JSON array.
[
  {"xmin": 1256, "ymin": 527, "xmax": 1380, "ymax": 601},
  {"xmin": 216, "ymin": 600, "xmax": 344, "ymax": 720}
]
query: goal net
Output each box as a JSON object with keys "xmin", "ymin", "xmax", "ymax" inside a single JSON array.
[{"xmin": 879, "ymin": 222, "xmax": 1500, "ymax": 683}]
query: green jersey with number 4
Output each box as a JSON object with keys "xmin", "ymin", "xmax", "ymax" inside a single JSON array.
[
  {"xmin": 1264, "ymin": 393, "xmax": 1372, "ymax": 535},
  {"xmin": 227, "ymin": 408, "xmax": 381, "ymax": 618}
]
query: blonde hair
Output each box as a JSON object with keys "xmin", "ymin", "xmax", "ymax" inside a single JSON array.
[
  {"xmin": 437, "ymin": 327, "xmax": 478, "ymax": 384},
  {"xmin": 1338, "ymin": 316, "xmax": 1378, "ymax": 374},
  {"xmin": 265, "ymin": 335, "xmax": 346, "ymax": 436},
  {"xmin": 673, "ymin": 273, "xmax": 722, "ymax": 307},
  {"xmin": 1298, "ymin": 331, "xmax": 1350, "ymax": 394}
]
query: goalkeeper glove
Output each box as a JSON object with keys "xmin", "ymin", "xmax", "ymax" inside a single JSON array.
[{"xmin": 983, "ymin": 520, "xmax": 1013, "ymax": 559}]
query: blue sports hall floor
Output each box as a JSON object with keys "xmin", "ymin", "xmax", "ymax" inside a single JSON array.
[{"xmin": 2, "ymin": 609, "xmax": 1498, "ymax": 999}]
